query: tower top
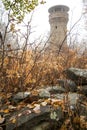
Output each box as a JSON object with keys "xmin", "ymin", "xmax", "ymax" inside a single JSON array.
[{"xmin": 48, "ymin": 5, "xmax": 69, "ymax": 13}]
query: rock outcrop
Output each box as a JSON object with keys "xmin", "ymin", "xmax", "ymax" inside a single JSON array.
[
  {"xmin": 6, "ymin": 106, "xmax": 63, "ymax": 130},
  {"xmin": 57, "ymin": 79, "xmax": 77, "ymax": 92},
  {"xmin": 1, "ymin": 67, "xmax": 87, "ymax": 130},
  {"xmin": 64, "ymin": 67, "xmax": 87, "ymax": 85}
]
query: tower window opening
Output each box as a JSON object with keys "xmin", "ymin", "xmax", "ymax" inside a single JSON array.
[
  {"xmin": 57, "ymin": 8, "xmax": 61, "ymax": 11},
  {"xmin": 55, "ymin": 26, "xmax": 57, "ymax": 29}
]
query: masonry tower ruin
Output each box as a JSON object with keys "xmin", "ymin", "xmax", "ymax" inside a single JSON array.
[{"xmin": 48, "ymin": 5, "xmax": 69, "ymax": 49}]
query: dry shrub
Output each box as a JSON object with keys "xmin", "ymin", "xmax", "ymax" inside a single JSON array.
[{"xmin": 0, "ymin": 47, "xmax": 87, "ymax": 92}]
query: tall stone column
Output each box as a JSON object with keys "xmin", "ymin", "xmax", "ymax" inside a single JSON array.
[{"xmin": 48, "ymin": 5, "xmax": 69, "ymax": 50}]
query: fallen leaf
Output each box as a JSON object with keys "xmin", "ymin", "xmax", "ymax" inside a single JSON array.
[
  {"xmin": 0, "ymin": 110, "xmax": 4, "ymax": 113},
  {"xmin": 31, "ymin": 101, "xmax": 38, "ymax": 105},
  {"xmin": 27, "ymin": 104, "xmax": 35, "ymax": 109},
  {"xmin": 7, "ymin": 93, "xmax": 12, "ymax": 98},
  {"xmin": 3, "ymin": 109, "xmax": 9, "ymax": 113},
  {"xmin": 33, "ymin": 105, "xmax": 41, "ymax": 114},
  {"xmin": 8, "ymin": 105, "xmax": 16, "ymax": 110},
  {"xmin": 17, "ymin": 104, "xmax": 25, "ymax": 110},
  {"xmin": 6, "ymin": 101, "xmax": 10, "ymax": 105},
  {"xmin": 51, "ymin": 99, "xmax": 63, "ymax": 106},
  {"xmin": 41, "ymin": 101, "xmax": 47, "ymax": 106},
  {"xmin": 44, "ymin": 98, "xmax": 51, "ymax": 105},
  {"xmin": 18, "ymin": 113, "xmax": 22, "ymax": 117},
  {"xmin": 11, "ymin": 118, "xmax": 16, "ymax": 124},
  {"xmin": 34, "ymin": 104, "xmax": 40, "ymax": 107},
  {"xmin": 0, "ymin": 115, "xmax": 5, "ymax": 124},
  {"xmin": 10, "ymin": 116, "xmax": 16, "ymax": 124},
  {"xmin": 22, "ymin": 110, "xmax": 31, "ymax": 115}
]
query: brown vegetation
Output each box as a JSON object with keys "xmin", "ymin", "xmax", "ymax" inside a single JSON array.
[{"xmin": 0, "ymin": 47, "xmax": 86, "ymax": 93}]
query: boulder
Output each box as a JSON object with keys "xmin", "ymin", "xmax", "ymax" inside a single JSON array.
[
  {"xmin": 54, "ymin": 93, "xmax": 79, "ymax": 105},
  {"xmin": 6, "ymin": 106, "xmax": 63, "ymax": 130},
  {"xmin": 77, "ymin": 95, "xmax": 87, "ymax": 116},
  {"xmin": 46, "ymin": 86, "xmax": 66, "ymax": 94},
  {"xmin": 38, "ymin": 89, "xmax": 50, "ymax": 98},
  {"xmin": 57, "ymin": 79, "xmax": 77, "ymax": 92},
  {"xmin": 12, "ymin": 92, "xmax": 30, "ymax": 104},
  {"xmin": 64, "ymin": 67, "xmax": 87, "ymax": 85},
  {"xmin": 54, "ymin": 93, "xmax": 87, "ymax": 116}
]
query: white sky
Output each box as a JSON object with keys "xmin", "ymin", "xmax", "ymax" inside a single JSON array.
[
  {"xmin": 0, "ymin": 0, "xmax": 85, "ymax": 43},
  {"xmin": 28, "ymin": 0, "xmax": 83, "ymax": 39}
]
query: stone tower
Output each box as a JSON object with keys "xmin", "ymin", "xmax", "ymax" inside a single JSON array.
[{"xmin": 48, "ymin": 5, "xmax": 69, "ymax": 49}]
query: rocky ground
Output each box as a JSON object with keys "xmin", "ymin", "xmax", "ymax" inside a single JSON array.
[{"xmin": 0, "ymin": 67, "xmax": 87, "ymax": 130}]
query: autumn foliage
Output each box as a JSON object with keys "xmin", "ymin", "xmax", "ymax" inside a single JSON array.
[{"xmin": 0, "ymin": 46, "xmax": 87, "ymax": 93}]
